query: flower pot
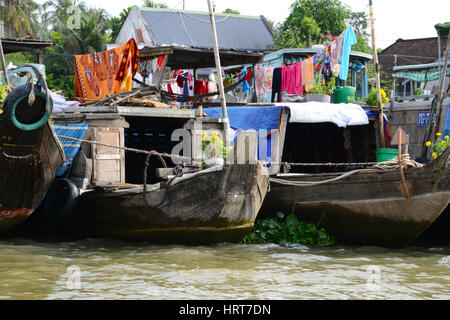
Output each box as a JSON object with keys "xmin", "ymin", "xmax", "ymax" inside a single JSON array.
[{"xmin": 306, "ymin": 94, "xmax": 331, "ymax": 103}]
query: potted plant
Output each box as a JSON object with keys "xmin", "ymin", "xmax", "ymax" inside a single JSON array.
[{"xmin": 306, "ymin": 77, "xmax": 335, "ymax": 103}]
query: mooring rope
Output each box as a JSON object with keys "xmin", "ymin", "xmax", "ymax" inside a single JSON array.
[
  {"xmin": 269, "ymin": 169, "xmax": 367, "ymax": 187},
  {"xmin": 272, "ymin": 153, "xmax": 423, "ymax": 188},
  {"xmin": 371, "ymin": 154, "xmax": 423, "ymax": 170},
  {"xmin": 57, "ymin": 135, "xmax": 192, "ymax": 161}
]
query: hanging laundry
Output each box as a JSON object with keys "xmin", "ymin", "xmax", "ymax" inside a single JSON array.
[
  {"xmin": 262, "ymin": 66, "xmax": 273, "ymax": 94},
  {"xmin": 157, "ymin": 55, "xmax": 165, "ymax": 70},
  {"xmin": 74, "ymin": 38, "xmax": 139, "ymax": 101},
  {"xmin": 223, "ymin": 77, "xmax": 233, "ymax": 88},
  {"xmin": 194, "ymin": 80, "xmax": 209, "ymax": 95},
  {"xmin": 255, "ymin": 65, "xmax": 265, "ymax": 96},
  {"xmin": 349, "ymin": 62, "xmax": 367, "ymax": 73},
  {"xmin": 176, "ymin": 74, "xmax": 184, "ymax": 88},
  {"xmin": 243, "ymin": 68, "xmax": 252, "ymax": 93},
  {"xmin": 338, "ymin": 25, "xmax": 357, "ymax": 81},
  {"xmin": 302, "ymin": 58, "xmax": 315, "ymax": 91},
  {"xmin": 330, "ymin": 33, "xmax": 344, "ymax": 73},
  {"xmin": 271, "ymin": 67, "xmax": 283, "ymax": 103}
]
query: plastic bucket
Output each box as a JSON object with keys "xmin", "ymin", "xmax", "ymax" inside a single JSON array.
[
  {"xmin": 333, "ymin": 86, "xmax": 356, "ymax": 104},
  {"xmin": 376, "ymin": 148, "xmax": 398, "ymax": 162}
]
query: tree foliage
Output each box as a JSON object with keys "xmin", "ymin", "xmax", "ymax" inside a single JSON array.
[
  {"xmin": 223, "ymin": 8, "xmax": 240, "ymax": 15},
  {"xmin": 110, "ymin": 7, "xmax": 132, "ymax": 41},
  {"xmin": 272, "ymin": 0, "xmax": 371, "ymax": 53},
  {"xmin": 0, "ymin": 0, "xmax": 39, "ymax": 38},
  {"xmin": 142, "ymin": 0, "xmax": 168, "ymax": 8}
]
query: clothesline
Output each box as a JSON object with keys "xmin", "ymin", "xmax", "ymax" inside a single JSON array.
[{"xmin": 254, "ymin": 25, "xmax": 359, "ymax": 103}]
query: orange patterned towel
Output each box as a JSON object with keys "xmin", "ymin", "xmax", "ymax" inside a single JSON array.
[
  {"xmin": 74, "ymin": 39, "xmax": 139, "ymax": 101},
  {"xmin": 301, "ymin": 57, "xmax": 315, "ymax": 91}
]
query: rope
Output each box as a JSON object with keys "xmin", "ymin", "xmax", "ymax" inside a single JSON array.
[
  {"xmin": 272, "ymin": 153, "xmax": 423, "ymax": 188},
  {"xmin": 269, "ymin": 169, "xmax": 366, "ymax": 187},
  {"xmin": 283, "ymin": 162, "xmax": 378, "ymax": 167},
  {"xmin": 181, "ymin": 12, "xmax": 231, "ymax": 24},
  {"xmin": 372, "ymin": 154, "xmax": 424, "ymax": 170},
  {"xmin": 57, "ymin": 135, "xmax": 192, "ymax": 161}
]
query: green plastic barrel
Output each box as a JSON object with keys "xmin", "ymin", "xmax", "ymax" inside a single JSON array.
[
  {"xmin": 333, "ymin": 86, "xmax": 356, "ymax": 104},
  {"xmin": 376, "ymin": 148, "xmax": 398, "ymax": 162}
]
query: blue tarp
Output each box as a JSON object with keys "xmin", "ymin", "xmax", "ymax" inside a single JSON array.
[
  {"xmin": 444, "ymin": 106, "xmax": 450, "ymax": 138},
  {"xmin": 54, "ymin": 121, "xmax": 90, "ymax": 177},
  {"xmin": 201, "ymin": 106, "xmax": 283, "ymax": 162}
]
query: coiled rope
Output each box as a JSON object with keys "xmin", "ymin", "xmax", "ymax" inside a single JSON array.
[{"xmin": 371, "ymin": 154, "xmax": 423, "ymax": 170}]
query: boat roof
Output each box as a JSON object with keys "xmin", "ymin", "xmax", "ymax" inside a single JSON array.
[{"xmin": 139, "ymin": 45, "xmax": 264, "ymax": 69}]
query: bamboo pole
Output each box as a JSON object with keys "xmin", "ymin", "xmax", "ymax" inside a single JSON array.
[
  {"xmin": 422, "ymin": 31, "xmax": 450, "ymax": 157},
  {"xmin": 432, "ymin": 35, "xmax": 450, "ymax": 138},
  {"xmin": 206, "ymin": 0, "xmax": 230, "ymax": 140},
  {"xmin": 0, "ymin": 38, "xmax": 10, "ymax": 86},
  {"xmin": 369, "ymin": 0, "xmax": 386, "ymax": 148}
]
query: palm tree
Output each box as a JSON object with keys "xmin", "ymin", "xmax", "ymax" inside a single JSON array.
[
  {"xmin": 43, "ymin": 0, "xmax": 87, "ymax": 34},
  {"xmin": 0, "ymin": 0, "xmax": 38, "ymax": 38},
  {"xmin": 64, "ymin": 7, "xmax": 110, "ymax": 54}
]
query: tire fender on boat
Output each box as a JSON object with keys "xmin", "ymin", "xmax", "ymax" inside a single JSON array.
[
  {"xmin": 44, "ymin": 178, "xmax": 79, "ymax": 221},
  {"xmin": 3, "ymin": 84, "xmax": 52, "ymax": 131}
]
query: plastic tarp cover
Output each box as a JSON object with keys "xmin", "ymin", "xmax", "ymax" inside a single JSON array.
[
  {"xmin": 200, "ymin": 106, "xmax": 283, "ymax": 162},
  {"xmin": 54, "ymin": 121, "xmax": 90, "ymax": 177},
  {"xmin": 2, "ymin": 64, "xmax": 46, "ymax": 88},
  {"xmin": 276, "ymin": 102, "xmax": 369, "ymax": 128}
]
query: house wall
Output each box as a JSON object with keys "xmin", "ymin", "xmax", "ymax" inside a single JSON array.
[
  {"xmin": 387, "ymin": 98, "xmax": 450, "ymax": 160},
  {"xmin": 115, "ymin": 6, "xmax": 155, "ymax": 46}
]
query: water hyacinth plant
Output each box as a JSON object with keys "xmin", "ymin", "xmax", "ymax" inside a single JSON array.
[
  {"xmin": 241, "ymin": 212, "xmax": 336, "ymax": 246},
  {"xmin": 426, "ymin": 132, "xmax": 449, "ymax": 159}
]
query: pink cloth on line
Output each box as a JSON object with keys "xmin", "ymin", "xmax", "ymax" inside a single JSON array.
[
  {"xmin": 331, "ymin": 33, "xmax": 344, "ymax": 68},
  {"xmin": 283, "ymin": 63, "xmax": 303, "ymax": 95},
  {"xmin": 281, "ymin": 66, "xmax": 288, "ymax": 94}
]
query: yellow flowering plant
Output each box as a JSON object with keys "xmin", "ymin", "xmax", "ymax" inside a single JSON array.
[
  {"xmin": 200, "ymin": 131, "xmax": 232, "ymax": 167},
  {"xmin": 426, "ymin": 133, "xmax": 449, "ymax": 159},
  {"xmin": 365, "ymin": 88, "xmax": 390, "ymax": 107},
  {"xmin": 0, "ymin": 80, "xmax": 10, "ymax": 115}
]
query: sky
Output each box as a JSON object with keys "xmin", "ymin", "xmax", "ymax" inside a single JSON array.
[{"xmin": 37, "ymin": 0, "xmax": 450, "ymax": 49}]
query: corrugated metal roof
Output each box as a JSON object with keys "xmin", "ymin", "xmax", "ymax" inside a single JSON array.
[{"xmin": 139, "ymin": 7, "xmax": 273, "ymax": 52}]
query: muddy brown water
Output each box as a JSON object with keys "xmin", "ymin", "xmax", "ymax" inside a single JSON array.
[{"xmin": 0, "ymin": 238, "xmax": 449, "ymax": 300}]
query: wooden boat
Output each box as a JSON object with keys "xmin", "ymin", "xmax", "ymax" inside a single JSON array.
[
  {"xmin": 260, "ymin": 147, "xmax": 450, "ymax": 247},
  {"xmin": 62, "ymin": 163, "xmax": 269, "ymax": 243},
  {"xmin": 0, "ymin": 80, "xmax": 65, "ymax": 235},
  {"xmin": 22, "ymin": 107, "xmax": 269, "ymax": 244}
]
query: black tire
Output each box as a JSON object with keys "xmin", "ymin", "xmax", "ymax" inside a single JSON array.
[
  {"xmin": 44, "ymin": 178, "xmax": 80, "ymax": 222},
  {"xmin": 2, "ymin": 84, "xmax": 51, "ymax": 130}
]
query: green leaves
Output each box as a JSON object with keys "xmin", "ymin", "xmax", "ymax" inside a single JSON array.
[{"xmin": 241, "ymin": 212, "xmax": 336, "ymax": 246}]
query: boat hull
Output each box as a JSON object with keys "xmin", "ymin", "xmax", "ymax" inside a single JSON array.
[
  {"xmin": 0, "ymin": 121, "xmax": 65, "ymax": 235},
  {"xmin": 66, "ymin": 164, "xmax": 269, "ymax": 243},
  {"xmin": 261, "ymin": 163, "xmax": 450, "ymax": 247}
]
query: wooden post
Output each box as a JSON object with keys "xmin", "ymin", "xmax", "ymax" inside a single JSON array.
[
  {"xmin": 422, "ymin": 33, "xmax": 450, "ymax": 157},
  {"xmin": 433, "ymin": 35, "xmax": 450, "ymax": 137},
  {"xmin": 0, "ymin": 38, "xmax": 9, "ymax": 86},
  {"xmin": 369, "ymin": 0, "xmax": 386, "ymax": 148},
  {"xmin": 156, "ymin": 55, "xmax": 169, "ymax": 92},
  {"xmin": 207, "ymin": 0, "xmax": 230, "ymax": 143}
]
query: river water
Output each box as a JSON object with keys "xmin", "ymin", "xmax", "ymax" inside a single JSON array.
[{"xmin": 0, "ymin": 238, "xmax": 449, "ymax": 300}]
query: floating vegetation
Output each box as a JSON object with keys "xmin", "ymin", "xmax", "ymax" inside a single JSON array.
[{"xmin": 241, "ymin": 212, "xmax": 336, "ymax": 246}]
